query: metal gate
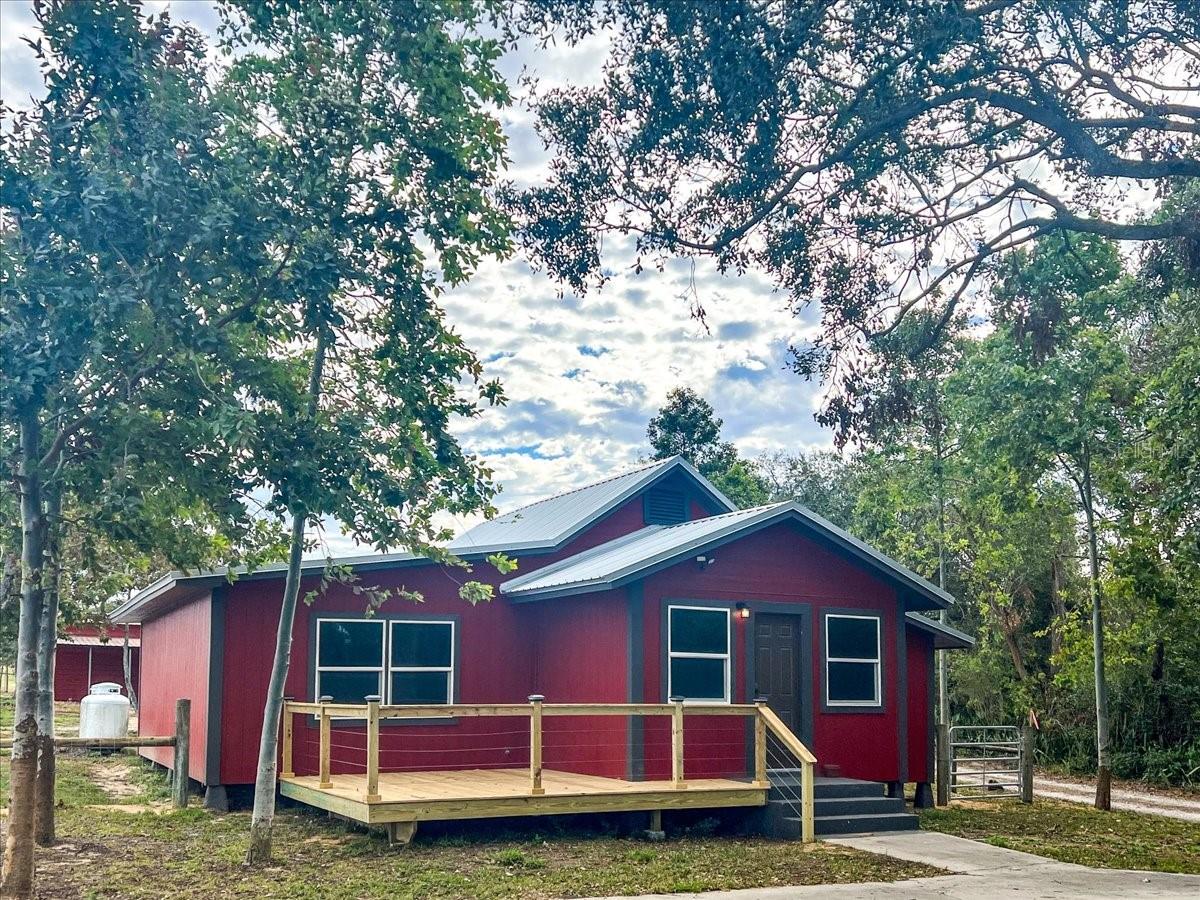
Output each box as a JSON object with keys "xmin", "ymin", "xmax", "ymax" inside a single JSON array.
[{"xmin": 949, "ymin": 725, "xmax": 1023, "ymax": 800}]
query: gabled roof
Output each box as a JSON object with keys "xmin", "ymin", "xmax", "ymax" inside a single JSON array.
[
  {"xmin": 111, "ymin": 455, "xmax": 734, "ymax": 623},
  {"xmin": 57, "ymin": 634, "xmax": 141, "ymax": 648},
  {"xmin": 501, "ymin": 500, "xmax": 955, "ymax": 610},
  {"xmin": 905, "ymin": 612, "xmax": 975, "ymax": 650},
  {"xmin": 447, "ymin": 455, "xmax": 735, "ymax": 556}
]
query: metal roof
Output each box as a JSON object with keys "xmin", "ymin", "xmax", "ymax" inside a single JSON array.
[
  {"xmin": 447, "ymin": 455, "xmax": 735, "ymax": 555},
  {"xmin": 904, "ymin": 612, "xmax": 975, "ymax": 650},
  {"xmin": 111, "ymin": 455, "xmax": 734, "ymax": 623},
  {"xmin": 502, "ymin": 500, "xmax": 955, "ymax": 609},
  {"xmin": 57, "ymin": 634, "xmax": 141, "ymax": 648}
]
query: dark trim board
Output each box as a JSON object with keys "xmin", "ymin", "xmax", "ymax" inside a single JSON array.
[
  {"xmin": 626, "ymin": 584, "xmax": 645, "ymax": 781},
  {"xmin": 896, "ymin": 607, "xmax": 908, "ymax": 784},
  {"xmin": 205, "ymin": 586, "xmax": 226, "ymax": 786}
]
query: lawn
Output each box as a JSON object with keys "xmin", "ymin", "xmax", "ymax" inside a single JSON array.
[
  {"xmin": 919, "ymin": 800, "xmax": 1200, "ymax": 874},
  {"xmin": 34, "ymin": 754, "xmax": 939, "ymax": 899}
]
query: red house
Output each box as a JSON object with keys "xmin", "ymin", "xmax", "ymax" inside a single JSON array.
[
  {"xmin": 54, "ymin": 624, "xmax": 140, "ymax": 703},
  {"xmin": 113, "ymin": 456, "xmax": 971, "ymax": 835}
]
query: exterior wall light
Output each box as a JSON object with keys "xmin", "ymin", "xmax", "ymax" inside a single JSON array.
[{"xmin": 735, "ymin": 602, "xmax": 750, "ymax": 620}]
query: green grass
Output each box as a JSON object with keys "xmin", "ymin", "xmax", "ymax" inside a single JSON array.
[
  {"xmin": 919, "ymin": 800, "xmax": 1200, "ymax": 874},
  {"xmin": 40, "ymin": 755, "xmax": 942, "ymax": 899}
]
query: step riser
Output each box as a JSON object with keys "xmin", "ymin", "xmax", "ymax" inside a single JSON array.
[
  {"xmin": 811, "ymin": 798, "xmax": 906, "ymax": 817},
  {"xmin": 813, "ymin": 814, "xmax": 920, "ymax": 836},
  {"xmin": 768, "ymin": 779, "xmax": 884, "ymax": 799},
  {"xmin": 759, "ymin": 775, "xmax": 919, "ymax": 838}
]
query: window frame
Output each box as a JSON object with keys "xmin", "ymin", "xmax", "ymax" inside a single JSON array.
[
  {"xmin": 666, "ymin": 604, "xmax": 731, "ymax": 704},
  {"xmin": 387, "ymin": 618, "xmax": 456, "ymax": 706},
  {"xmin": 823, "ymin": 613, "xmax": 882, "ymax": 708},
  {"xmin": 313, "ymin": 616, "xmax": 386, "ymax": 708}
]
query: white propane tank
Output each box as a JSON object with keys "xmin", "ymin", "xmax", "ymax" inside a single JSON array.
[{"xmin": 79, "ymin": 682, "xmax": 131, "ymax": 740}]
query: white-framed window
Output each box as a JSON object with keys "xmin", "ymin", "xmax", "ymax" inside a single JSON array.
[
  {"xmin": 824, "ymin": 614, "xmax": 881, "ymax": 707},
  {"xmin": 389, "ymin": 620, "xmax": 454, "ymax": 705},
  {"xmin": 314, "ymin": 617, "xmax": 454, "ymax": 706},
  {"xmin": 667, "ymin": 605, "xmax": 730, "ymax": 703},
  {"xmin": 314, "ymin": 618, "xmax": 385, "ymax": 704}
]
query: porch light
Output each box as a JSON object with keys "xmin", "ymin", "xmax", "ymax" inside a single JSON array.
[{"xmin": 735, "ymin": 602, "xmax": 750, "ymax": 620}]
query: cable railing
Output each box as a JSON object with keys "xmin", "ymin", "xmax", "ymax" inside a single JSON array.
[{"xmin": 280, "ymin": 695, "xmax": 816, "ymax": 841}]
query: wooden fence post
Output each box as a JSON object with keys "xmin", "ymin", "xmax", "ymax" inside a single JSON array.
[
  {"xmin": 670, "ymin": 696, "xmax": 686, "ymax": 790},
  {"xmin": 1020, "ymin": 724, "xmax": 1035, "ymax": 804},
  {"xmin": 281, "ymin": 697, "xmax": 295, "ymax": 779},
  {"xmin": 318, "ymin": 694, "xmax": 333, "ymax": 789},
  {"xmin": 753, "ymin": 699, "xmax": 768, "ymax": 787},
  {"xmin": 172, "ymin": 698, "xmax": 190, "ymax": 809},
  {"xmin": 936, "ymin": 722, "xmax": 951, "ymax": 806},
  {"xmin": 529, "ymin": 694, "xmax": 545, "ymax": 796},
  {"xmin": 365, "ymin": 695, "xmax": 381, "ymax": 802}
]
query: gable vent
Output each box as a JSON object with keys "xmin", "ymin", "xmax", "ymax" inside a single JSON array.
[{"xmin": 644, "ymin": 489, "xmax": 687, "ymax": 525}]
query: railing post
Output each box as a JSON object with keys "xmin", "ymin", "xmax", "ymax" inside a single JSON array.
[
  {"xmin": 172, "ymin": 698, "xmax": 190, "ymax": 809},
  {"xmin": 529, "ymin": 694, "xmax": 545, "ymax": 796},
  {"xmin": 365, "ymin": 695, "xmax": 381, "ymax": 802},
  {"xmin": 1020, "ymin": 724, "xmax": 1035, "ymax": 804},
  {"xmin": 670, "ymin": 696, "xmax": 687, "ymax": 790},
  {"xmin": 801, "ymin": 760, "xmax": 815, "ymax": 843},
  {"xmin": 753, "ymin": 698, "xmax": 768, "ymax": 787},
  {"xmin": 318, "ymin": 694, "xmax": 333, "ymax": 789},
  {"xmin": 281, "ymin": 697, "xmax": 295, "ymax": 779},
  {"xmin": 936, "ymin": 722, "xmax": 950, "ymax": 806}
]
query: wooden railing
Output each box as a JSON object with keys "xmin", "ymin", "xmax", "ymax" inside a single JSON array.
[{"xmin": 281, "ymin": 695, "xmax": 817, "ymax": 842}]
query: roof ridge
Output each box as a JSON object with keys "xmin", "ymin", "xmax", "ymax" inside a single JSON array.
[
  {"xmin": 660, "ymin": 500, "xmax": 786, "ymax": 527},
  {"xmin": 490, "ymin": 455, "xmax": 677, "ymax": 519}
]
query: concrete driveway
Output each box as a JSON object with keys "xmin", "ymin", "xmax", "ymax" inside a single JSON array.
[{"xmin": 596, "ymin": 831, "xmax": 1200, "ymax": 899}]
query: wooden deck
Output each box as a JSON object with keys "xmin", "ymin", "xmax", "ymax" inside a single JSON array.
[{"xmin": 280, "ymin": 767, "xmax": 767, "ymax": 829}]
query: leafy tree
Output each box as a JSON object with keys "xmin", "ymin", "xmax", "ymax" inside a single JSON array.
[
  {"xmin": 756, "ymin": 449, "xmax": 863, "ymax": 529},
  {"xmin": 647, "ymin": 388, "xmax": 768, "ymax": 507},
  {"xmin": 517, "ymin": 0, "xmax": 1200, "ymax": 421},
  {"xmin": 953, "ymin": 236, "xmax": 1138, "ymax": 809}
]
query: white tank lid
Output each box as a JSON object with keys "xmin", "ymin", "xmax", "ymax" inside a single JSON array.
[{"xmin": 89, "ymin": 682, "xmax": 123, "ymax": 695}]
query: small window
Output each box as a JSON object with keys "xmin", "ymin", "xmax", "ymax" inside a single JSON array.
[
  {"xmin": 668, "ymin": 606, "xmax": 730, "ymax": 702},
  {"xmin": 389, "ymin": 620, "xmax": 454, "ymax": 705},
  {"xmin": 315, "ymin": 619, "xmax": 385, "ymax": 703},
  {"xmin": 824, "ymin": 614, "xmax": 881, "ymax": 707},
  {"xmin": 644, "ymin": 489, "xmax": 687, "ymax": 525}
]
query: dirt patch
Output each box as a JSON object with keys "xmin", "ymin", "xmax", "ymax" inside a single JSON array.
[{"xmin": 85, "ymin": 756, "xmax": 143, "ymax": 800}]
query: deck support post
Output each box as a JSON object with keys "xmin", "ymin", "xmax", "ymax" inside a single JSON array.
[
  {"xmin": 670, "ymin": 696, "xmax": 686, "ymax": 790},
  {"xmin": 936, "ymin": 723, "xmax": 950, "ymax": 806},
  {"xmin": 753, "ymin": 699, "xmax": 768, "ymax": 787},
  {"xmin": 1020, "ymin": 724, "xmax": 1035, "ymax": 804},
  {"xmin": 387, "ymin": 821, "xmax": 418, "ymax": 847},
  {"xmin": 318, "ymin": 694, "xmax": 333, "ymax": 789},
  {"xmin": 281, "ymin": 697, "xmax": 295, "ymax": 779},
  {"xmin": 365, "ymin": 695, "xmax": 381, "ymax": 802},
  {"xmin": 645, "ymin": 809, "xmax": 665, "ymax": 841},
  {"xmin": 172, "ymin": 698, "xmax": 190, "ymax": 809},
  {"xmin": 529, "ymin": 694, "xmax": 545, "ymax": 796}
]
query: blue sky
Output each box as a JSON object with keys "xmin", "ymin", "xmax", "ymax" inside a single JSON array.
[{"xmin": 0, "ymin": 1, "xmax": 835, "ymax": 554}]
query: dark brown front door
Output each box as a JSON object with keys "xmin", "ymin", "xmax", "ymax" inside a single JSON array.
[{"xmin": 754, "ymin": 613, "xmax": 802, "ymax": 734}]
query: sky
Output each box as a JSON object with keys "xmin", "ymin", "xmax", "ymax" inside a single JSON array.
[{"xmin": 0, "ymin": 1, "xmax": 835, "ymax": 555}]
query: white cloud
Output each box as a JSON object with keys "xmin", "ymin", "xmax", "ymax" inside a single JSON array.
[{"xmin": 1, "ymin": 2, "xmax": 835, "ymax": 558}]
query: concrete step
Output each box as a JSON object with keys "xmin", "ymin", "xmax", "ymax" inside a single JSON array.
[
  {"xmin": 766, "ymin": 772, "xmax": 884, "ymax": 799},
  {"xmin": 813, "ymin": 811, "xmax": 920, "ymax": 836},
  {"xmin": 812, "ymin": 795, "xmax": 907, "ymax": 817}
]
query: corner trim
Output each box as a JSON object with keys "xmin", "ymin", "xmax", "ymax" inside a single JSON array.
[
  {"xmin": 626, "ymin": 583, "xmax": 645, "ymax": 781},
  {"xmin": 205, "ymin": 586, "xmax": 226, "ymax": 786}
]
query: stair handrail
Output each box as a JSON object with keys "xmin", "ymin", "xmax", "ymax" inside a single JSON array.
[{"xmin": 755, "ymin": 702, "xmax": 816, "ymax": 843}]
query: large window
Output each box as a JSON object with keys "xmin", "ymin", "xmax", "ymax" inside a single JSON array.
[
  {"xmin": 315, "ymin": 617, "xmax": 454, "ymax": 705},
  {"xmin": 667, "ymin": 605, "xmax": 730, "ymax": 702},
  {"xmin": 824, "ymin": 614, "xmax": 881, "ymax": 707}
]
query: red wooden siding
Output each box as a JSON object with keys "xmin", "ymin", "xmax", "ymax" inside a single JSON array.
[
  {"xmin": 637, "ymin": 520, "xmax": 904, "ymax": 783},
  {"xmin": 138, "ymin": 596, "xmax": 211, "ymax": 777},
  {"xmin": 532, "ymin": 589, "xmax": 628, "ymax": 779},
  {"xmin": 53, "ymin": 645, "xmax": 140, "ymax": 703},
  {"xmin": 906, "ymin": 629, "xmax": 933, "ymax": 783}
]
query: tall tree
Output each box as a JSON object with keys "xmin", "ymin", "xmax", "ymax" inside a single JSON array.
[
  {"xmin": 647, "ymin": 387, "xmax": 768, "ymax": 507},
  {"xmin": 517, "ymin": 0, "xmax": 1200, "ymax": 418},
  {"xmin": 215, "ymin": 0, "xmax": 516, "ymax": 863}
]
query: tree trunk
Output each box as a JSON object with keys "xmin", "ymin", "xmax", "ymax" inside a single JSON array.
[
  {"xmin": 2, "ymin": 412, "xmax": 46, "ymax": 898},
  {"xmin": 934, "ymin": 434, "xmax": 950, "ymax": 728},
  {"xmin": 1081, "ymin": 458, "xmax": 1112, "ymax": 811},
  {"xmin": 245, "ymin": 333, "xmax": 327, "ymax": 866},
  {"xmin": 34, "ymin": 484, "xmax": 61, "ymax": 847}
]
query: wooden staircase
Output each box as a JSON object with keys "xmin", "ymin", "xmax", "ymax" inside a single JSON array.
[{"xmin": 763, "ymin": 771, "xmax": 919, "ymax": 837}]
